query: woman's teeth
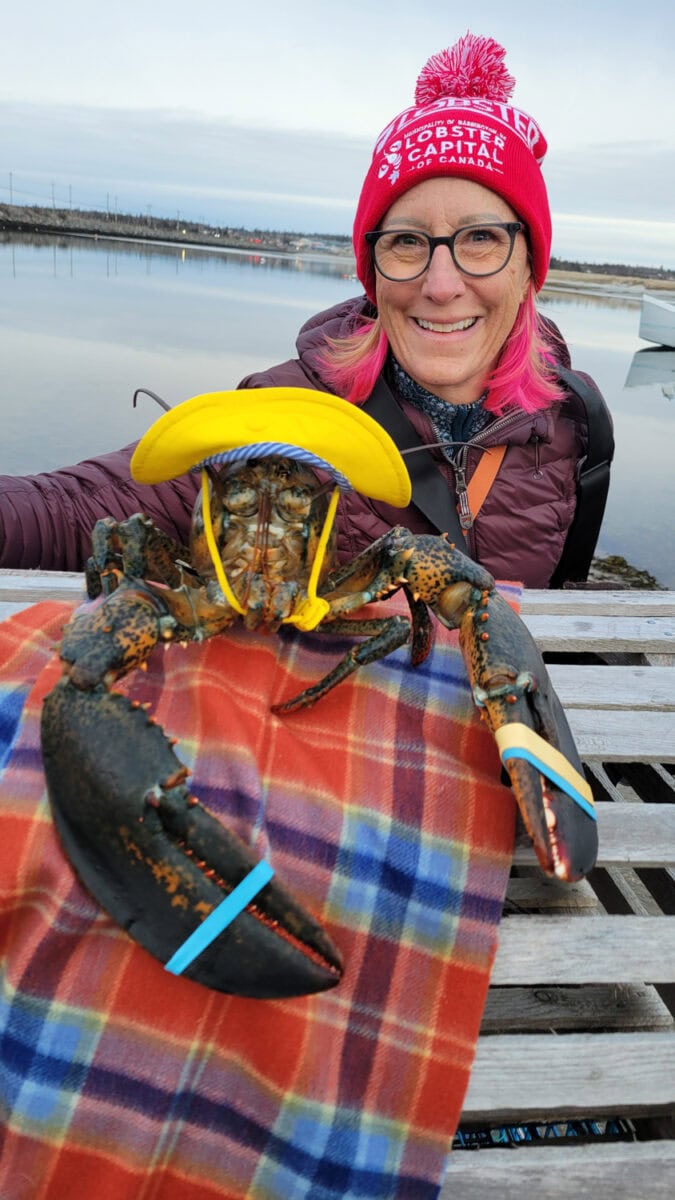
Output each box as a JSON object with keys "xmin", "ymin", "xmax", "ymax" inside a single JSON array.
[{"xmin": 415, "ymin": 317, "xmax": 476, "ymax": 333}]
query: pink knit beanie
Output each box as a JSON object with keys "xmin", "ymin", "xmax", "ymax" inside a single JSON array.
[{"xmin": 353, "ymin": 32, "xmax": 552, "ymax": 299}]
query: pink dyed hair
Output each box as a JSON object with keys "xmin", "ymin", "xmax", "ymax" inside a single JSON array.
[{"xmin": 319, "ymin": 284, "xmax": 564, "ymax": 414}]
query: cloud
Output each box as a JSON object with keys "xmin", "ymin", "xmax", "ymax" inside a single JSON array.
[
  {"xmin": 3, "ymin": 101, "xmax": 675, "ymax": 264},
  {"xmin": 551, "ymin": 212, "xmax": 675, "ymax": 269},
  {"xmin": 1, "ymin": 102, "xmax": 369, "ymax": 211},
  {"xmin": 546, "ymin": 141, "xmax": 675, "ymax": 223}
]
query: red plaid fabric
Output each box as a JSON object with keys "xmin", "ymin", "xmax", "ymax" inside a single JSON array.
[{"xmin": 0, "ymin": 594, "xmax": 517, "ymax": 1199}]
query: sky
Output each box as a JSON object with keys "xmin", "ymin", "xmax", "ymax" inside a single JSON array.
[{"xmin": 2, "ymin": 0, "xmax": 675, "ymax": 268}]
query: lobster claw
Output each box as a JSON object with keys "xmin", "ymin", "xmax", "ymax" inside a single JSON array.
[
  {"xmin": 41, "ymin": 681, "xmax": 343, "ymax": 998},
  {"xmin": 459, "ymin": 591, "xmax": 597, "ymax": 882}
]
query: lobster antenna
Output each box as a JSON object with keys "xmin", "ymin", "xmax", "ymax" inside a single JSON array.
[
  {"xmin": 132, "ymin": 387, "xmax": 223, "ymax": 487},
  {"xmin": 132, "ymin": 387, "xmax": 172, "ymax": 412}
]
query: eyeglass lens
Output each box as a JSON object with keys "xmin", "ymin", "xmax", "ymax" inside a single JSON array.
[{"xmin": 373, "ymin": 225, "xmax": 517, "ymax": 279}]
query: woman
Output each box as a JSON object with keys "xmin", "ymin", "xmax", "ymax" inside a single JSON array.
[{"xmin": 0, "ymin": 32, "xmax": 612, "ymax": 587}]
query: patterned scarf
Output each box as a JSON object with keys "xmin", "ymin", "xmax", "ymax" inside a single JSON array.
[
  {"xmin": 390, "ymin": 358, "xmax": 491, "ymax": 454},
  {"xmin": 0, "ymin": 596, "xmax": 518, "ymax": 1199}
]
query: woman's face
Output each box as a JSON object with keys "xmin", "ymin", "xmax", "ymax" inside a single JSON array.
[{"xmin": 374, "ymin": 176, "xmax": 531, "ymax": 405}]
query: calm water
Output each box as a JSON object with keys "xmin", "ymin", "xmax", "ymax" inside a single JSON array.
[{"xmin": 1, "ymin": 233, "xmax": 673, "ymax": 587}]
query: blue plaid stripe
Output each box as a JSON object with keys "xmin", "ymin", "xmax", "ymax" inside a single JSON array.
[
  {"xmin": 0, "ymin": 686, "xmax": 28, "ymax": 776},
  {"xmin": 0, "ymin": 984, "xmax": 102, "ymax": 1133},
  {"xmin": 255, "ymin": 1102, "xmax": 439, "ymax": 1200},
  {"xmin": 331, "ymin": 812, "xmax": 468, "ymax": 950}
]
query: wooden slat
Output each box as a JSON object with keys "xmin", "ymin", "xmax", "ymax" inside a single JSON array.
[
  {"xmin": 505, "ymin": 876, "xmax": 600, "ymax": 910},
  {"xmin": 548, "ymin": 665, "xmax": 675, "ymax": 711},
  {"xmin": 602, "ymin": 865, "xmax": 667, "ymax": 917},
  {"xmin": 0, "ymin": 602, "xmax": 41, "ymax": 620},
  {"xmin": 523, "ymin": 613, "xmax": 675, "ymax": 655},
  {"xmin": 0, "ymin": 600, "xmax": 73, "ymax": 622},
  {"xmin": 482, "ymin": 983, "xmax": 674, "ymax": 1034},
  {"xmin": 522, "ymin": 588, "xmax": 675, "ymax": 617},
  {"xmin": 0, "ymin": 569, "xmax": 83, "ymax": 602},
  {"xmin": 440, "ymin": 1140, "xmax": 675, "ymax": 1200},
  {"xmin": 461, "ymin": 1031, "xmax": 675, "ymax": 1120},
  {"xmin": 565, "ymin": 708, "xmax": 675, "ymax": 761},
  {"xmin": 513, "ymin": 803, "xmax": 675, "ymax": 868},
  {"xmin": 1, "ymin": 574, "xmax": 672, "ymax": 610},
  {"xmin": 491, "ymin": 916, "xmax": 675, "ymax": 985}
]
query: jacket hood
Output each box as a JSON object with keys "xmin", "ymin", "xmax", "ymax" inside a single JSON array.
[{"xmin": 295, "ymin": 295, "xmax": 373, "ymax": 380}]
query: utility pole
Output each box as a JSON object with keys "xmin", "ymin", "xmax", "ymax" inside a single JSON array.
[
  {"xmin": 51, "ymin": 181, "xmax": 56, "ymax": 210},
  {"xmin": 9, "ymin": 171, "xmax": 13, "ymax": 204}
]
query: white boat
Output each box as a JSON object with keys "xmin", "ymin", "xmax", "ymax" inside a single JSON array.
[{"xmin": 638, "ymin": 293, "xmax": 675, "ymax": 348}]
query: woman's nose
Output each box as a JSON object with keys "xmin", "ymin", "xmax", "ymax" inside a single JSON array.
[{"xmin": 421, "ymin": 244, "xmax": 467, "ymax": 300}]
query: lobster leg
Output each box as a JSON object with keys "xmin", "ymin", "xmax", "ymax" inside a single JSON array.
[
  {"xmin": 274, "ymin": 527, "xmax": 440, "ymax": 713},
  {"xmin": 272, "ymin": 615, "xmax": 412, "ymax": 714},
  {"xmin": 86, "ymin": 513, "xmax": 190, "ymax": 599}
]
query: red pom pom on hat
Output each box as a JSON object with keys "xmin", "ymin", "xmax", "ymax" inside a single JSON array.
[{"xmin": 415, "ymin": 32, "xmax": 515, "ymax": 104}]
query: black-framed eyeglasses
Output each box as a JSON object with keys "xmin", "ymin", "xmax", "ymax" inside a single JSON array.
[{"xmin": 365, "ymin": 222, "xmax": 525, "ymax": 281}]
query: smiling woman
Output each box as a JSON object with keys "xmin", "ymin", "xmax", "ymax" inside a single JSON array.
[
  {"xmin": 0, "ymin": 30, "xmax": 612, "ymax": 589},
  {"xmin": 369, "ymin": 179, "xmax": 532, "ymax": 405}
]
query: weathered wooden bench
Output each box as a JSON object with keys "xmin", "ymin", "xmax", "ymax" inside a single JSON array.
[{"xmin": 2, "ymin": 573, "xmax": 674, "ymax": 1197}]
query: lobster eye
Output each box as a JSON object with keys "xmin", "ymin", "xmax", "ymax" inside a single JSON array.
[
  {"xmin": 224, "ymin": 484, "xmax": 259, "ymax": 517},
  {"xmin": 276, "ymin": 487, "xmax": 312, "ymax": 521}
]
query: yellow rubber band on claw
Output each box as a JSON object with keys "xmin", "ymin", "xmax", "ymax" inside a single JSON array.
[{"xmin": 495, "ymin": 723, "xmax": 596, "ymax": 820}]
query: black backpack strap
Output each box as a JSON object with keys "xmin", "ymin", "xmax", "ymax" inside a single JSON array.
[
  {"xmin": 362, "ymin": 374, "xmax": 470, "ymax": 551},
  {"xmin": 549, "ymin": 367, "xmax": 615, "ymax": 586},
  {"xmin": 362, "ymin": 366, "xmax": 613, "ymax": 585}
]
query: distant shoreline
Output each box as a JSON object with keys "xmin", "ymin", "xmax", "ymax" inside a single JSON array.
[
  {"xmin": 0, "ymin": 201, "xmax": 353, "ymax": 260},
  {"xmin": 542, "ymin": 272, "xmax": 675, "ymax": 303},
  {"xmin": 2, "ymin": 201, "xmax": 674, "ymax": 302}
]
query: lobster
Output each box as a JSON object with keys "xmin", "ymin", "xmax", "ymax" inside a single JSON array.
[{"xmin": 40, "ymin": 387, "xmax": 597, "ymax": 999}]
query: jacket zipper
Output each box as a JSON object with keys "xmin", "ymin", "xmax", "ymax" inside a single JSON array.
[{"xmin": 449, "ymin": 410, "xmax": 528, "ymax": 532}]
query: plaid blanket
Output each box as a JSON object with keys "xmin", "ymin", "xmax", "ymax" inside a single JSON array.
[{"xmin": 0, "ymin": 593, "xmax": 518, "ymax": 1200}]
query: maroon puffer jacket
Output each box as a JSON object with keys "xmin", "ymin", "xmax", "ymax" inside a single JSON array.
[{"xmin": 0, "ymin": 297, "xmax": 596, "ymax": 587}]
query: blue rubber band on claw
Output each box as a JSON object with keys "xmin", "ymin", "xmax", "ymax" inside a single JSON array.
[
  {"xmin": 495, "ymin": 723, "xmax": 596, "ymax": 822},
  {"xmin": 500, "ymin": 747, "xmax": 597, "ymax": 821},
  {"xmin": 164, "ymin": 860, "xmax": 275, "ymax": 976}
]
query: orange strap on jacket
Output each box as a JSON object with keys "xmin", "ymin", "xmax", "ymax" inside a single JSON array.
[{"xmin": 464, "ymin": 445, "xmax": 507, "ymax": 520}]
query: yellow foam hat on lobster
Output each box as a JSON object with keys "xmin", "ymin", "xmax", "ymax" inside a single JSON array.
[{"xmin": 130, "ymin": 387, "xmax": 412, "ymax": 507}]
